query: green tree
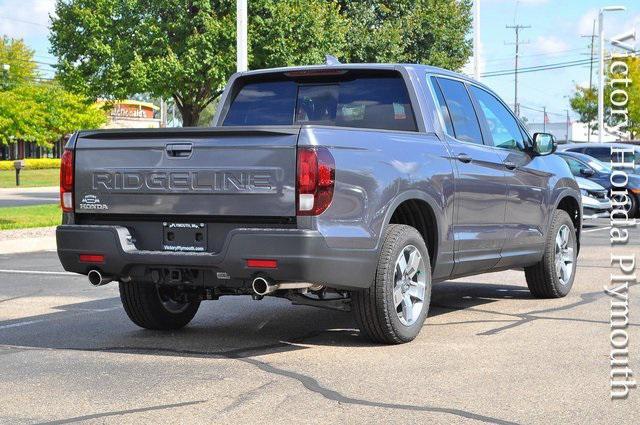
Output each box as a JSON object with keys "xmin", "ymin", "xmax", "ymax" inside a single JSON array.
[
  {"xmin": 569, "ymin": 85, "xmax": 597, "ymax": 134},
  {"xmin": 50, "ymin": 0, "xmax": 347, "ymax": 126},
  {"xmin": 338, "ymin": 0, "xmax": 473, "ymax": 69},
  {"xmin": 571, "ymin": 56, "xmax": 640, "ymax": 139},
  {"xmin": 0, "ymin": 37, "xmax": 38, "ymax": 88},
  {"xmin": 50, "ymin": 0, "xmax": 473, "ymax": 127},
  {"xmin": 0, "ymin": 83, "xmax": 107, "ymax": 146}
]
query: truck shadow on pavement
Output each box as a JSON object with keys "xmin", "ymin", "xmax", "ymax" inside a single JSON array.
[
  {"xmin": 1, "ymin": 281, "xmax": 557, "ymax": 357},
  {"xmin": 1, "ymin": 280, "xmax": 616, "ymax": 425}
]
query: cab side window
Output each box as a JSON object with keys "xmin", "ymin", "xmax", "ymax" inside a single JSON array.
[
  {"xmin": 435, "ymin": 78, "xmax": 483, "ymax": 145},
  {"xmin": 469, "ymin": 86, "xmax": 526, "ymax": 151}
]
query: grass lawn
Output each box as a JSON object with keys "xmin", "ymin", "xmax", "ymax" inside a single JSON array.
[
  {"xmin": 0, "ymin": 204, "xmax": 61, "ymax": 230},
  {"xmin": 0, "ymin": 168, "xmax": 59, "ymax": 188}
]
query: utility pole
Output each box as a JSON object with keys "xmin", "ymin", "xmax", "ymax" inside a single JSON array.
[
  {"xmin": 473, "ymin": 0, "xmax": 481, "ymax": 81},
  {"xmin": 160, "ymin": 99, "xmax": 168, "ymax": 128},
  {"xmin": 582, "ymin": 20, "xmax": 597, "ymax": 92},
  {"xmin": 505, "ymin": 24, "xmax": 530, "ymax": 117},
  {"xmin": 543, "ymin": 106, "xmax": 546, "ymax": 132},
  {"xmin": 236, "ymin": 0, "xmax": 248, "ymax": 72},
  {"xmin": 566, "ymin": 109, "xmax": 570, "ymax": 142},
  {"xmin": 581, "ymin": 19, "xmax": 597, "ymax": 142}
]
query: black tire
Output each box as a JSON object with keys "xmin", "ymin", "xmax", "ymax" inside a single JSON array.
[
  {"xmin": 627, "ymin": 193, "xmax": 638, "ymax": 218},
  {"xmin": 352, "ymin": 224, "xmax": 432, "ymax": 344},
  {"xmin": 525, "ymin": 210, "xmax": 577, "ymax": 298},
  {"xmin": 119, "ymin": 282, "xmax": 200, "ymax": 330}
]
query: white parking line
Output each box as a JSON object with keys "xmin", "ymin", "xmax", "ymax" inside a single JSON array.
[{"xmin": 0, "ymin": 269, "xmax": 77, "ymax": 276}]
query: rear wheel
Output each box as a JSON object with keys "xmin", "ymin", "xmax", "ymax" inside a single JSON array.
[
  {"xmin": 525, "ymin": 210, "xmax": 577, "ymax": 298},
  {"xmin": 352, "ymin": 224, "xmax": 432, "ymax": 344},
  {"xmin": 627, "ymin": 193, "xmax": 638, "ymax": 218},
  {"xmin": 119, "ymin": 282, "xmax": 200, "ymax": 330}
]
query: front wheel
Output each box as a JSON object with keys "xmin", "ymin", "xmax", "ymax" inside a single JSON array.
[
  {"xmin": 119, "ymin": 282, "xmax": 200, "ymax": 330},
  {"xmin": 525, "ymin": 210, "xmax": 577, "ymax": 298},
  {"xmin": 352, "ymin": 224, "xmax": 432, "ymax": 344}
]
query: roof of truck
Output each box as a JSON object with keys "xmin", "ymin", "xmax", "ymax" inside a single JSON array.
[{"xmin": 237, "ymin": 63, "xmax": 477, "ymax": 83}]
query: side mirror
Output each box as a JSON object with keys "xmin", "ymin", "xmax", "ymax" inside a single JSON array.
[
  {"xmin": 580, "ymin": 168, "xmax": 595, "ymax": 177},
  {"xmin": 532, "ymin": 133, "xmax": 556, "ymax": 156}
]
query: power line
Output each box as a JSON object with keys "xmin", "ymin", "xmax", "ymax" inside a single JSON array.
[
  {"xmin": 0, "ymin": 16, "xmax": 48, "ymax": 28},
  {"xmin": 482, "ymin": 47, "xmax": 589, "ymax": 64}
]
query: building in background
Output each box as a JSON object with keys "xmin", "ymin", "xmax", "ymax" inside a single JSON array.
[
  {"xmin": 526, "ymin": 121, "xmax": 624, "ymax": 143},
  {"xmin": 1, "ymin": 99, "xmax": 161, "ymax": 160},
  {"xmin": 98, "ymin": 99, "xmax": 161, "ymax": 129}
]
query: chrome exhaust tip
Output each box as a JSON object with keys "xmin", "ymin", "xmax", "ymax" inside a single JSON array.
[
  {"xmin": 252, "ymin": 276, "xmax": 277, "ymax": 296},
  {"xmin": 88, "ymin": 269, "xmax": 113, "ymax": 287}
]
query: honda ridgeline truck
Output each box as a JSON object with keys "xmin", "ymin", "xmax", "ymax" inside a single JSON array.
[{"xmin": 57, "ymin": 64, "xmax": 581, "ymax": 344}]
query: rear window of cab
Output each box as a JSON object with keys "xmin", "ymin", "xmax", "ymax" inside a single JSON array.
[{"xmin": 222, "ymin": 71, "xmax": 417, "ymax": 132}]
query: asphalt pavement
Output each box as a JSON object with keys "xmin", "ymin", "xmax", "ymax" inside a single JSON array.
[
  {"xmin": 0, "ymin": 187, "xmax": 58, "ymax": 207},
  {"xmin": 0, "ymin": 219, "xmax": 638, "ymax": 424}
]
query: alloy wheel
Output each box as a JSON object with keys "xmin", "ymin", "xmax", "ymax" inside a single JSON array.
[
  {"xmin": 393, "ymin": 245, "xmax": 427, "ymax": 326},
  {"xmin": 554, "ymin": 224, "xmax": 575, "ymax": 286}
]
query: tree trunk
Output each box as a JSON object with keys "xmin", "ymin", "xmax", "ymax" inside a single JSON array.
[{"xmin": 174, "ymin": 99, "xmax": 201, "ymax": 127}]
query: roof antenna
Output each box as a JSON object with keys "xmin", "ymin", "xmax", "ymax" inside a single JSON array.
[{"xmin": 325, "ymin": 54, "xmax": 341, "ymax": 66}]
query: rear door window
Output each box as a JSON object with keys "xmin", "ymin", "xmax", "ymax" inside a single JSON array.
[
  {"xmin": 434, "ymin": 78, "xmax": 483, "ymax": 145},
  {"xmin": 223, "ymin": 73, "xmax": 417, "ymax": 131}
]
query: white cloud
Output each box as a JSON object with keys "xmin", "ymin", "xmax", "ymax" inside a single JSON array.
[
  {"xmin": 576, "ymin": 8, "xmax": 598, "ymax": 36},
  {"xmin": 0, "ymin": 0, "xmax": 56, "ymax": 39},
  {"xmin": 533, "ymin": 36, "xmax": 569, "ymax": 56}
]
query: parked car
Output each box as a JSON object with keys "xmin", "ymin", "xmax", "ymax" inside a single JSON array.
[
  {"xmin": 558, "ymin": 142, "xmax": 640, "ymax": 172},
  {"xmin": 56, "ymin": 63, "xmax": 581, "ymax": 344},
  {"xmin": 557, "ymin": 151, "xmax": 640, "ymax": 217},
  {"xmin": 575, "ymin": 177, "xmax": 610, "ymax": 219}
]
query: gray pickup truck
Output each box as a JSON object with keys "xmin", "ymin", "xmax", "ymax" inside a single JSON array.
[{"xmin": 57, "ymin": 64, "xmax": 581, "ymax": 344}]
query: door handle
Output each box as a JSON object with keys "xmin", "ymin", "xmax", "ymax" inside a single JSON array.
[
  {"xmin": 456, "ymin": 153, "xmax": 472, "ymax": 163},
  {"xmin": 504, "ymin": 161, "xmax": 517, "ymax": 170},
  {"xmin": 166, "ymin": 143, "xmax": 193, "ymax": 158}
]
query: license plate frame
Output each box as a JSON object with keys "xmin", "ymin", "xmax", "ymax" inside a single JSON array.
[{"xmin": 162, "ymin": 222, "xmax": 207, "ymax": 252}]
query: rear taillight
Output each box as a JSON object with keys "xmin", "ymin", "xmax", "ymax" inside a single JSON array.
[
  {"xmin": 60, "ymin": 149, "xmax": 74, "ymax": 212},
  {"xmin": 296, "ymin": 147, "xmax": 335, "ymax": 216}
]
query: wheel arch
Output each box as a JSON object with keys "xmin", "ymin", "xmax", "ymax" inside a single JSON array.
[
  {"xmin": 383, "ymin": 190, "xmax": 442, "ymax": 270},
  {"xmin": 554, "ymin": 192, "xmax": 582, "ymax": 251}
]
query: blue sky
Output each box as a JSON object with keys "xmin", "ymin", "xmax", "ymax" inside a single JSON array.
[{"xmin": 0, "ymin": 0, "xmax": 638, "ymax": 124}]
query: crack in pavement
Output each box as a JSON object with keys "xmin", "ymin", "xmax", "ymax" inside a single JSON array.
[
  {"xmin": 238, "ymin": 356, "xmax": 520, "ymax": 425},
  {"xmin": 61, "ymin": 343, "xmax": 520, "ymax": 425},
  {"xmin": 431, "ymin": 281, "xmax": 639, "ymax": 336},
  {"xmin": 36, "ymin": 400, "xmax": 208, "ymax": 424}
]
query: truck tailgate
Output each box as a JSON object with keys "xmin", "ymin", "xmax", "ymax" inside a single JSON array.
[{"xmin": 73, "ymin": 127, "xmax": 299, "ymax": 217}]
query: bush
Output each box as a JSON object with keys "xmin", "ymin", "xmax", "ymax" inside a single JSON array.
[{"xmin": 0, "ymin": 158, "xmax": 61, "ymax": 171}]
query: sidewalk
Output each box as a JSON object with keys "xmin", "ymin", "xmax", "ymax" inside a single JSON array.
[
  {"xmin": 0, "ymin": 186, "xmax": 58, "ymax": 207},
  {"xmin": 0, "ymin": 227, "xmax": 56, "ymax": 254}
]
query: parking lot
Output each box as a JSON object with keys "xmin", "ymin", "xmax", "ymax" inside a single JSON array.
[{"xmin": 0, "ymin": 218, "xmax": 638, "ymax": 424}]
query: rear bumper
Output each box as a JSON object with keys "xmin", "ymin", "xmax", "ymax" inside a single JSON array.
[{"xmin": 56, "ymin": 225, "xmax": 377, "ymax": 289}]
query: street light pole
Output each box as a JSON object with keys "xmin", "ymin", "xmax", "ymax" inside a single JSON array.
[
  {"xmin": 2, "ymin": 64, "xmax": 10, "ymax": 89},
  {"xmin": 598, "ymin": 6, "xmax": 626, "ymax": 143},
  {"xmin": 473, "ymin": 0, "xmax": 480, "ymax": 81},
  {"xmin": 237, "ymin": 0, "xmax": 248, "ymax": 72}
]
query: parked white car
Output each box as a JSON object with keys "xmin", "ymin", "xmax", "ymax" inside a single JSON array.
[{"xmin": 576, "ymin": 177, "xmax": 610, "ymax": 219}]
